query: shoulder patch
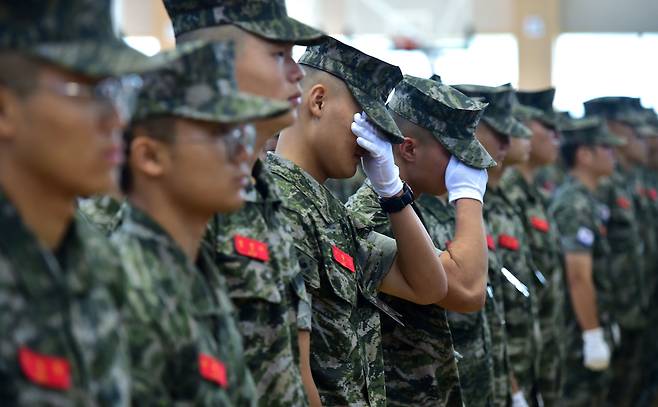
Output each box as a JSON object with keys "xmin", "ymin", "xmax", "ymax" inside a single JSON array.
[{"xmin": 577, "ymin": 227, "xmax": 595, "ymax": 247}]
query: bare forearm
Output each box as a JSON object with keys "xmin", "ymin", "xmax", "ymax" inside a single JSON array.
[
  {"xmin": 437, "ymin": 199, "xmax": 488, "ymax": 311},
  {"xmin": 298, "ymin": 331, "xmax": 322, "ymax": 407},
  {"xmin": 565, "ymin": 254, "xmax": 600, "ymax": 331},
  {"xmin": 389, "ymin": 205, "xmax": 447, "ymax": 303}
]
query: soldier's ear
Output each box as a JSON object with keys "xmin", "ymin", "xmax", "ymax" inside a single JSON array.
[
  {"xmin": 397, "ymin": 136, "xmax": 418, "ymax": 162},
  {"xmin": 128, "ymin": 128, "xmax": 171, "ymax": 180},
  {"xmin": 307, "ymin": 83, "xmax": 327, "ymax": 119}
]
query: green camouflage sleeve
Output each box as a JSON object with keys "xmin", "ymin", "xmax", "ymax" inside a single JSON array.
[{"xmin": 551, "ymin": 191, "xmax": 597, "ymax": 253}]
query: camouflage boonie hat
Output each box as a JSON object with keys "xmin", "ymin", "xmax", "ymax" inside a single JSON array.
[
  {"xmin": 163, "ymin": 0, "xmax": 325, "ymax": 45},
  {"xmin": 299, "ymin": 36, "xmax": 404, "ymax": 143},
  {"xmin": 583, "ymin": 96, "xmax": 653, "ymax": 136},
  {"xmin": 560, "ymin": 117, "xmax": 625, "ymax": 147},
  {"xmin": 453, "ymin": 84, "xmax": 531, "ymax": 139},
  {"xmin": 388, "ymin": 75, "xmax": 495, "ymax": 169},
  {"xmin": 516, "ymin": 88, "xmax": 559, "ymax": 128},
  {"xmin": 429, "ymin": 74, "xmax": 442, "ymax": 83},
  {"xmin": 0, "ymin": 0, "xmax": 175, "ymax": 77},
  {"xmin": 133, "ymin": 41, "xmax": 289, "ymax": 123}
]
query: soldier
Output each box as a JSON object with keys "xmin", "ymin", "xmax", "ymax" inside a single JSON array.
[
  {"xmin": 162, "ymin": 0, "xmax": 327, "ymax": 404},
  {"xmin": 346, "ymin": 75, "xmax": 494, "ymax": 406},
  {"xmin": 111, "ymin": 41, "xmax": 290, "ymax": 405},
  {"xmin": 549, "ymin": 117, "xmax": 624, "ymax": 406},
  {"xmin": 501, "ymin": 88, "xmax": 566, "ymax": 406},
  {"xmin": 583, "ymin": 97, "xmax": 650, "ymax": 407},
  {"xmin": 267, "ymin": 36, "xmax": 451, "ymax": 406},
  {"xmin": 0, "ymin": 0, "xmax": 163, "ymax": 404},
  {"xmin": 454, "ymin": 84, "xmax": 538, "ymax": 406}
]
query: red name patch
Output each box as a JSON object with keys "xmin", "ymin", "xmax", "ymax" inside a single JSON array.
[
  {"xmin": 616, "ymin": 197, "xmax": 631, "ymax": 209},
  {"xmin": 649, "ymin": 188, "xmax": 658, "ymax": 201},
  {"xmin": 498, "ymin": 234, "xmax": 520, "ymax": 251},
  {"xmin": 233, "ymin": 235, "xmax": 269, "ymax": 262},
  {"xmin": 530, "ymin": 216, "xmax": 550, "ymax": 233},
  {"xmin": 486, "ymin": 235, "xmax": 496, "ymax": 251},
  {"xmin": 199, "ymin": 353, "xmax": 228, "ymax": 389},
  {"xmin": 19, "ymin": 347, "xmax": 71, "ymax": 390},
  {"xmin": 332, "ymin": 245, "xmax": 355, "ymax": 273}
]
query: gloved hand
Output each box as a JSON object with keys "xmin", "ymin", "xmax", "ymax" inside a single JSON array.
[
  {"xmin": 511, "ymin": 391, "xmax": 529, "ymax": 407},
  {"xmin": 351, "ymin": 112, "xmax": 403, "ymax": 198},
  {"xmin": 582, "ymin": 327, "xmax": 611, "ymax": 371},
  {"xmin": 444, "ymin": 155, "xmax": 488, "ymax": 203}
]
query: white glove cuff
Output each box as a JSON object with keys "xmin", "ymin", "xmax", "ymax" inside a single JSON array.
[
  {"xmin": 448, "ymin": 187, "xmax": 485, "ymax": 204},
  {"xmin": 376, "ymin": 177, "xmax": 404, "ymax": 198},
  {"xmin": 582, "ymin": 327, "xmax": 605, "ymax": 343}
]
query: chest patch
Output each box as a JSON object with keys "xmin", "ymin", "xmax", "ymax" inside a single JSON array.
[
  {"xmin": 233, "ymin": 235, "xmax": 270, "ymax": 262},
  {"xmin": 332, "ymin": 245, "xmax": 355, "ymax": 273},
  {"xmin": 19, "ymin": 347, "xmax": 71, "ymax": 390}
]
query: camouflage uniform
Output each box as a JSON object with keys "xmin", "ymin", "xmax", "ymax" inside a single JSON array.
[
  {"xmin": 485, "ymin": 186, "xmax": 541, "ymax": 399},
  {"xmin": 347, "ymin": 75, "xmax": 495, "ymax": 407},
  {"xmin": 454, "ymin": 84, "xmax": 538, "ymax": 400},
  {"xmin": 267, "ymin": 153, "xmax": 397, "ymax": 407},
  {"xmin": 162, "ymin": 3, "xmax": 325, "ymax": 405},
  {"xmin": 115, "ymin": 39, "xmax": 288, "ymax": 405},
  {"xmin": 0, "ymin": 190, "xmax": 130, "ymax": 406},
  {"xmin": 549, "ymin": 117, "xmax": 624, "ymax": 406},
  {"xmin": 585, "ymin": 97, "xmax": 651, "ymax": 407},
  {"xmin": 347, "ymin": 184, "xmax": 463, "ymax": 407},
  {"xmin": 77, "ymin": 196, "xmax": 123, "ymax": 235},
  {"xmin": 500, "ymin": 168, "xmax": 566, "ymax": 405},
  {"xmin": 325, "ymin": 166, "xmax": 367, "ymax": 203},
  {"xmin": 0, "ymin": 0, "xmax": 176, "ymax": 405},
  {"xmin": 417, "ymin": 194, "xmax": 495, "ymax": 407},
  {"xmin": 482, "ymin": 226, "xmax": 512, "ymax": 407},
  {"xmin": 112, "ymin": 204, "xmax": 256, "ymax": 405},
  {"xmin": 550, "ymin": 176, "xmax": 614, "ymax": 407},
  {"xmin": 206, "ymin": 160, "xmax": 312, "ymax": 407}
]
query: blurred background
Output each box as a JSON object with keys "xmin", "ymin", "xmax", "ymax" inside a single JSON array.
[{"xmin": 113, "ymin": 0, "xmax": 658, "ymax": 116}]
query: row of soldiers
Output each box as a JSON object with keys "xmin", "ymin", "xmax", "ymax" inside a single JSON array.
[{"xmin": 2, "ymin": 0, "xmax": 658, "ymax": 406}]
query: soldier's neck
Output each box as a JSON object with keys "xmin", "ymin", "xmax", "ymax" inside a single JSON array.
[
  {"xmin": 571, "ymin": 168, "xmax": 599, "ymax": 192},
  {"xmin": 0, "ymin": 161, "xmax": 75, "ymax": 250},
  {"xmin": 276, "ymin": 127, "xmax": 329, "ymax": 183},
  {"xmin": 517, "ymin": 161, "xmax": 538, "ymax": 184},
  {"xmin": 129, "ymin": 190, "xmax": 208, "ymax": 260},
  {"xmin": 487, "ymin": 163, "xmax": 505, "ymax": 188}
]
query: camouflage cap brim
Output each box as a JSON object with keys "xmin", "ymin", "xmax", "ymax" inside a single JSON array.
[
  {"xmin": 232, "ymin": 17, "xmax": 325, "ymax": 45},
  {"xmin": 514, "ymin": 104, "xmax": 558, "ymax": 130},
  {"xmin": 441, "ymin": 136, "xmax": 497, "ymax": 169},
  {"xmin": 561, "ymin": 117, "xmax": 626, "ymax": 147},
  {"xmin": 482, "ymin": 115, "xmax": 531, "ymax": 139},
  {"xmin": 135, "ymin": 88, "xmax": 290, "ymax": 124},
  {"xmin": 349, "ymin": 84, "xmax": 404, "ymax": 144},
  {"xmin": 28, "ymin": 41, "xmax": 195, "ymax": 78}
]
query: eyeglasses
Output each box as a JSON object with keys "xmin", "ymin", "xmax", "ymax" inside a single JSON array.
[
  {"xmin": 181, "ymin": 123, "xmax": 257, "ymax": 161},
  {"xmin": 41, "ymin": 74, "xmax": 143, "ymax": 123}
]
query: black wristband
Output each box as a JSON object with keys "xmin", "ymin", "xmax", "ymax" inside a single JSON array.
[{"xmin": 379, "ymin": 182, "xmax": 414, "ymax": 214}]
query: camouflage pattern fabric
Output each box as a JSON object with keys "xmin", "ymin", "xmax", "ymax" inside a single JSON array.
[
  {"xmin": 584, "ymin": 96, "xmax": 650, "ymax": 131},
  {"xmin": 325, "ymin": 165, "xmax": 367, "ymax": 204},
  {"xmin": 163, "ymin": 0, "xmax": 325, "ymax": 45},
  {"xmin": 417, "ymin": 193, "xmax": 495, "ymax": 407},
  {"xmin": 515, "ymin": 88, "xmax": 559, "ymax": 128},
  {"xmin": 0, "ymin": 0, "xmax": 174, "ymax": 77},
  {"xmin": 299, "ymin": 36, "xmax": 404, "ymax": 143},
  {"xmin": 387, "ymin": 75, "xmax": 495, "ymax": 169},
  {"xmin": 482, "ymin": 220, "xmax": 512, "ymax": 407},
  {"xmin": 560, "ymin": 117, "xmax": 625, "ymax": 147},
  {"xmin": 205, "ymin": 160, "xmax": 311, "ymax": 407},
  {"xmin": 346, "ymin": 183, "xmax": 462, "ymax": 407},
  {"xmin": 111, "ymin": 203, "xmax": 257, "ymax": 406},
  {"xmin": 550, "ymin": 175, "xmax": 614, "ymax": 406},
  {"xmin": 484, "ymin": 186, "xmax": 541, "ymax": 401},
  {"xmin": 595, "ymin": 166, "xmax": 646, "ymax": 407},
  {"xmin": 266, "ymin": 153, "xmax": 398, "ymax": 407},
  {"xmin": 0, "ymin": 189, "xmax": 130, "ymax": 406},
  {"xmin": 500, "ymin": 168, "xmax": 566, "ymax": 406},
  {"xmin": 533, "ymin": 164, "xmax": 567, "ymax": 204},
  {"xmin": 453, "ymin": 84, "xmax": 531, "ymax": 139},
  {"xmin": 77, "ymin": 195, "xmax": 123, "ymax": 235},
  {"xmin": 133, "ymin": 41, "xmax": 289, "ymax": 124}
]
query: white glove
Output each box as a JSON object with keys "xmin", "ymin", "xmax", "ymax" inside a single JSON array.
[
  {"xmin": 351, "ymin": 112, "xmax": 403, "ymax": 198},
  {"xmin": 582, "ymin": 327, "xmax": 611, "ymax": 371},
  {"xmin": 511, "ymin": 391, "xmax": 529, "ymax": 407},
  {"xmin": 445, "ymin": 155, "xmax": 488, "ymax": 203}
]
